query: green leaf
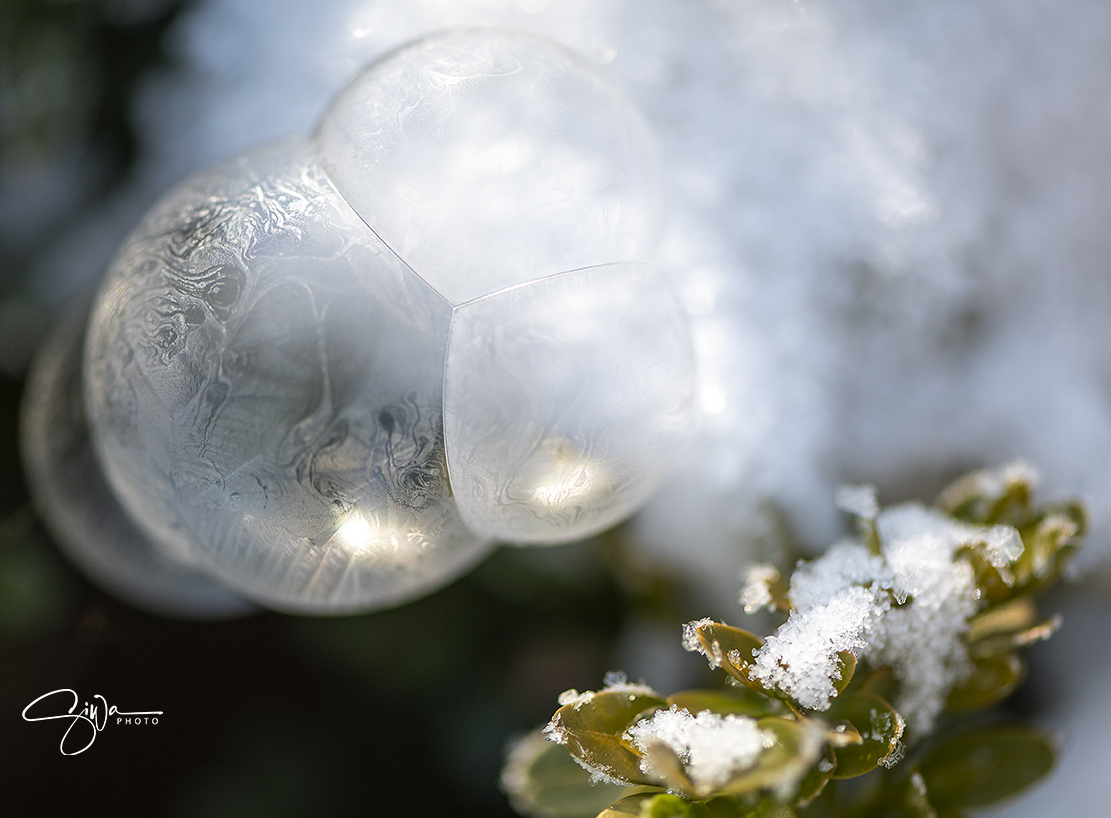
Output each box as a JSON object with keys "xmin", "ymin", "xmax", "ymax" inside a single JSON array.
[
  {"xmin": 502, "ymin": 731, "xmax": 635, "ymax": 818},
  {"xmin": 896, "ymin": 770, "xmax": 938, "ymax": 818},
  {"xmin": 968, "ymin": 615, "xmax": 1061, "ymax": 658},
  {"xmin": 918, "ymin": 724, "xmax": 1055, "ymax": 808},
  {"xmin": 964, "ymin": 596, "xmax": 1038, "ymax": 644},
  {"xmin": 831, "ymin": 652, "xmax": 857, "ymax": 697},
  {"xmin": 934, "ymin": 464, "xmax": 1034, "ymax": 526},
  {"xmin": 958, "ymin": 549, "xmax": 1014, "ymax": 606},
  {"xmin": 666, "ymin": 689, "xmax": 783, "ymax": 719},
  {"xmin": 861, "ymin": 667, "xmax": 897, "ymax": 702},
  {"xmin": 824, "ymin": 692, "xmax": 905, "ymax": 779},
  {"xmin": 735, "ymin": 799, "xmax": 797, "ymax": 818},
  {"xmin": 945, "ymin": 654, "xmax": 1024, "ymax": 711},
  {"xmin": 1014, "ymin": 512, "xmax": 1081, "ymax": 594},
  {"xmin": 640, "ymin": 741, "xmax": 698, "ymax": 797},
  {"xmin": 822, "ymin": 720, "xmax": 862, "ymax": 750},
  {"xmin": 595, "ymin": 792, "xmax": 664, "ymax": 817},
  {"xmin": 794, "ymin": 746, "xmax": 835, "ymax": 807},
  {"xmin": 599, "ymin": 793, "xmax": 792, "ymax": 818},
  {"xmin": 549, "ymin": 688, "xmax": 669, "ymax": 786},
  {"xmin": 688, "ymin": 621, "xmax": 767, "ymax": 694},
  {"xmin": 643, "ymin": 794, "xmax": 697, "ymax": 818}
]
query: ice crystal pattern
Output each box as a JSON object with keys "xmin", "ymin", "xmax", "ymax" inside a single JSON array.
[{"xmin": 81, "ymin": 30, "xmax": 694, "ymax": 613}]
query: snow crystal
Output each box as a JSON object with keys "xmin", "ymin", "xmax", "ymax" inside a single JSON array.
[
  {"xmin": 875, "ymin": 503, "xmax": 979, "ymax": 556},
  {"xmin": 739, "ymin": 564, "xmax": 781, "ymax": 613},
  {"xmin": 750, "ymin": 585, "xmax": 881, "ymax": 710},
  {"xmin": 835, "ymin": 484, "xmax": 880, "ymax": 521},
  {"xmin": 982, "ymin": 525, "xmax": 1025, "ymax": 569},
  {"xmin": 681, "ymin": 617, "xmax": 720, "ymax": 666},
  {"xmin": 625, "ymin": 705, "xmax": 766, "ymax": 794},
  {"xmin": 866, "ymin": 555, "xmax": 977, "ymax": 734},
  {"xmin": 556, "ymin": 689, "xmax": 589, "ymax": 708},
  {"xmin": 603, "ymin": 670, "xmax": 630, "ymax": 688},
  {"xmin": 871, "ymin": 504, "xmax": 986, "ymax": 733},
  {"xmin": 748, "ymin": 501, "xmax": 1013, "ymax": 733},
  {"xmin": 788, "ymin": 540, "xmax": 894, "ymax": 609},
  {"xmin": 555, "ymin": 675, "xmax": 659, "ymax": 709}
]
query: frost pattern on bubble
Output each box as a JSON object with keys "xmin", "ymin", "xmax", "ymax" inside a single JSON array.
[
  {"xmin": 443, "ymin": 262, "xmax": 694, "ymax": 543},
  {"xmin": 84, "ymin": 139, "xmax": 492, "ymax": 613},
  {"xmin": 80, "ymin": 30, "xmax": 692, "ymax": 612},
  {"xmin": 315, "ymin": 29, "xmax": 661, "ymax": 306},
  {"xmin": 22, "ymin": 305, "xmax": 251, "ymax": 618}
]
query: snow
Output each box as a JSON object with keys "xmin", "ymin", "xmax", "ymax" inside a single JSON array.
[
  {"xmin": 789, "ymin": 540, "xmax": 894, "ymax": 608},
  {"xmin": 554, "ymin": 673, "xmax": 660, "ymax": 709},
  {"xmin": 739, "ymin": 564, "xmax": 782, "ymax": 613},
  {"xmin": 625, "ymin": 705, "xmax": 767, "ymax": 794},
  {"xmin": 983, "ymin": 525, "xmax": 1025, "ymax": 570},
  {"xmin": 744, "ymin": 502, "xmax": 1017, "ymax": 733},
  {"xmin": 751, "ymin": 584, "xmax": 880, "ymax": 710},
  {"xmin": 835, "ymin": 484, "xmax": 880, "ymax": 522},
  {"xmin": 681, "ymin": 617, "xmax": 722, "ymax": 667}
]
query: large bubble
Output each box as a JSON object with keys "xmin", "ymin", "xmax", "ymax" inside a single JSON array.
[
  {"xmin": 315, "ymin": 29, "xmax": 662, "ymax": 305},
  {"xmin": 75, "ymin": 30, "xmax": 693, "ymax": 614}
]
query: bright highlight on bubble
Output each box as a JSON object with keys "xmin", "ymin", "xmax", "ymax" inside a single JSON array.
[
  {"xmin": 24, "ymin": 29, "xmax": 695, "ymax": 615},
  {"xmin": 335, "ymin": 513, "xmax": 380, "ymax": 554}
]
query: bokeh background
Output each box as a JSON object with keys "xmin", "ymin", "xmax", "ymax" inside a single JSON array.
[{"xmin": 3, "ymin": 0, "xmax": 1111, "ymax": 814}]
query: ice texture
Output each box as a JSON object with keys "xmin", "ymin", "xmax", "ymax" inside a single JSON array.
[
  {"xmin": 84, "ymin": 138, "xmax": 491, "ymax": 612},
  {"xmin": 28, "ymin": 1, "xmax": 1111, "ymax": 623},
  {"xmin": 21, "ymin": 304, "xmax": 251, "ymax": 618},
  {"xmin": 443, "ymin": 262, "xmax": 693, "ymax": 542},
  {"xmin": 80, "ymin": 31, "xmax": 692, "ymax": 612},
  {"xmin": 314, "ymin": 29, "xmax": 661, "ymax": 306}
]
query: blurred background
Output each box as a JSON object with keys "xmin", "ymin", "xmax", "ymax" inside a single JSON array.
[{"xmin": 3, "ymin": 0, "xmax": 1111, "ymax": 814}]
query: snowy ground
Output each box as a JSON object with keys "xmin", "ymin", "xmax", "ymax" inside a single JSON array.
[{"xmin": 19, "ymin": 1, "xmax": 1111, "ymax": 812}]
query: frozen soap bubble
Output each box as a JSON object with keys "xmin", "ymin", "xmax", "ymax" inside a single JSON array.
[
  {"xmin": 76, "ymin": 30, "xmax": 693, "ymax": 614},
  {"xmin": 315, "ymin": 29, "xmax": 662, "ymax": 305},
  {"xmin": 22, "ymin": 305, "xmax": 253, "ymax": 619},
  {"xmin": 84, "ymin": 139, "xmax": 490, "ymax": 613}
]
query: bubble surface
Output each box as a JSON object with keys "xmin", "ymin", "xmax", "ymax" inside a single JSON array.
[
  {"xmin": 84, "ymin": 139, "xmax": 491, "ymax": 612},
  {"xmin": 22, "ymin": 304, "xmax": 252, "ymax": 618},
  {"xmin": 80, "ymin": 30, "xmax": 693, "ymax": 612},
  {"xmin": 444, "ymin": 262, "xmax": 693, "ymax": 542},
  {"xmin": 315, "ymin": 29, "xmax": 661, "ymax": 305}
]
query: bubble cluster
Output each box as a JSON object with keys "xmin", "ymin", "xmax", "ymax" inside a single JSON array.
[{"xmin": 55, "ymin": 30, "xmax": 694, "ymax": 614}]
